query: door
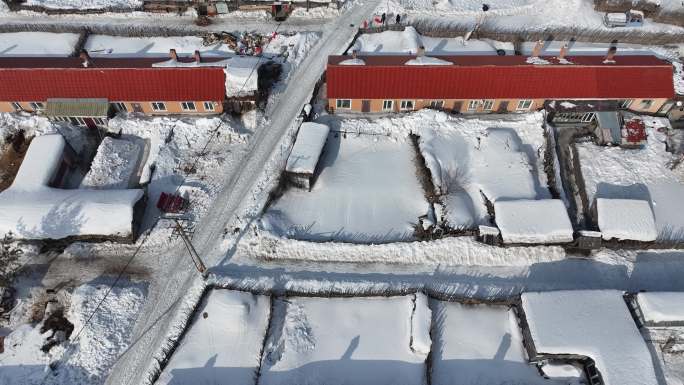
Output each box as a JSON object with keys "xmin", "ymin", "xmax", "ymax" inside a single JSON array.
[
  {"xmin": 83, "ymin": 118, "xmax": 97, "ymax": 130},
  {"xmin": 452, "ymin": 101, "xmax": 463, "ymax": 113},
  {"xmin": 132, "ymin": 103, "xmax": 143, "ymax": 113},
  {"xmin": 362, "ymin": 100, "xmax": 371, "ymax": 113},
  {"xmin": 497, "ymin": 101, "xmax": 509, "ymax": 112}
]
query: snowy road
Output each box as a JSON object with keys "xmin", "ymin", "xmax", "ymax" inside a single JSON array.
[{"xmin": 104, "ymin": 2, "xmax": 379, "ymax": 384}]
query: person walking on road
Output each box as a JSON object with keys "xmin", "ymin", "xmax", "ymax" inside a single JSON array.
[{"xmin": 395, "ymin": 13, "xmax": 401, "ymax": 25}]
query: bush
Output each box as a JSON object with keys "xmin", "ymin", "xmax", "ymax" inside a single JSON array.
[{"xmin": 0, "ymin": 232, "xmax": 22, "ymax": 287}]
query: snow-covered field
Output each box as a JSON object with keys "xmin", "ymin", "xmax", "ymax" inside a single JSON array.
[
  {"xmin": 24, "ymin": 0, "xmax": 141, "ymax": 9},
  {"xmin": 156, "ymin": 290, "xmax": 270, "ymax": 385},
  {"xmin": 261, "ymin": 132, "xmax": 429, "ymax": 243},
  {"xmin": 0, "ymin": 278, "xmax": 147, "ymax": 385},
  {"xmin": 522, "ymin": 290, "xmax": 658, "ymax": 385},
  {"xmin": 0, "ymin": 32, "xmax": 78, "ymax": 57},
  {"xmin": 576, "ymin": 117, "xmax": 684, "ymax": 241},
  {"xmin": 259, "ymin": 294, "xmax": 430, "ymax": 385},
  {"xmin": 431, "ymin": 301, "xmax": 577, "ymax": 385}
]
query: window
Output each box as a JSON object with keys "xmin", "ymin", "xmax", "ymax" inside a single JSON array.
[
  {"xmin": 639, "ymin": 99, "xmax": 653, "ymax": 109},
  {"xmin": 113, "ymin": 102, "xmax": 127, "ymax": 112},
  {"xmin": 151, "ymin": 102, "xmax": 166, "ymax": 111},
  {"xmin": 618, "ymin": 99, "xmax": 632, "ymax": 109},
  {"xmin": 482, "ymin": 100, "xmax": 494, "ymax": 111},
  {"xmin": 516, "ymin": 100, "xmax": 533, "ymax": 110},
  {"xmin": 75, "ymin": 117, "xmax": 86, "ymax": 125},
  {"xmin": 382, "ymin": 100, "xmax": 394, "ymax": 111},
  {"xmin": 467, "ymin": 100, "xmax": 479, "ymax": 111},
  {"xmin": 429, "ymin": 100, "xmax": 444, "ymax": 109},
  {"xmin": 29, "ymin": 102, "xmax": 44, "ymax": 111},
  {"xmin": 400, "ymin": 100, "xmax": 414, "ymax": 111},
  {"xmin": 336, "ymin": 99, "xmax": 351, "ymax": 109},
  {"xmin": 93, "ymin": 118, "xmax": 106, "ymax": 125},
  {"xmin": 203, "ymin": 102, "xmax": 215, "ymax": 111},
  {"xmin": 11, "ymin": 102, "xmax": 22, "ymax": 111},
  {"xmin": 181, "ymin": 101, "xmax": 196, "ymax": 111}
]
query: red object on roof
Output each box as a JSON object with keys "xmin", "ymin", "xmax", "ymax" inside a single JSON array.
[
  {"xmin": 326, "ymin": 55, "xmax": 675, "ymax": 100},
  {"xmin": 624, "ymin": 118, "xmax": 647, "ymax": 143},
  {"xmin": 0, "ymin": 57, "xmax": 226, "ymax": 101}
]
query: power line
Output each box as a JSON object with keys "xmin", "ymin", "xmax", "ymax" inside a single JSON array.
[{"xmin": 38, "ymin": 15, "xmax": 290, "ymax": 384}]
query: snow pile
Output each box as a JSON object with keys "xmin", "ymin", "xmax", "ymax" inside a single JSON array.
[
  {"xmin": 260, "ymin": 295, "xmax": 430, "ymax": 385},
  {"xmin": 494, "ymin": 199, "xmax": 573, "ymax": 244},
  {"xmin": 80, "ymin": 137, "xmax": 142, "ymax": 190},
  {"xmin": 432, "ymin": 302, "xmax": 564, "ymax": 385},
  {"xmin": 596, "ymin": 198, "xmax": 657, "ymax": 242},
  {"xmin": 223, "ymin": 56, "xmax": 263, "ymax": 97},
  {"xmin": 24, "ymin": 0, "xmax": 141, "ymax": 9},
  {"xmin": 404, "ymin": 55, "xmax": 453, "ymax": 65},
  {"xmin": 0, "ymin": 32, "xmax": 79, "ymax": 57},
  {"xmin": 338, "ymin": 58, "xmax": 366, "ymax": 65},
  {"xmin": 636, "ymin": 292, "xmax": 684, "ymax": 324},
  {"xmin": 522, "ymin": 290, "xmax": 658, "ymax": 385},
  {"xmin": 0, "ymin": 279, "xmax": 146, "ymax": 385},
  {"xmin": 157, "ymin": 290, "xmax": 271, "ymax": 385},
  {"xmin": 84, "ymin": 35, "xmax": 234, "ymax": 58},
  {"xmin": 577, "ymin": 117, "xmax": 684, "ymax": 241},
  {"xmin": 286, "ymin": 122, "xmax": 330, "ymax": 174},
  {"xmin": 262, "ymin": 133, "xmax": 429, "ymax": 243},
  {"xmin": 0, "ymin": 134, "xmax": 144, "ymax": 240}
]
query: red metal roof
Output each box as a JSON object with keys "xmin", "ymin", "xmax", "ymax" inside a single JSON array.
[{"xmin": 327, "ymin": 55, "xmax": 675, "ymax": 100}]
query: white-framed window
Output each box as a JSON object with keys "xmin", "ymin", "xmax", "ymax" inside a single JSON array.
[
  {"xmin": 382, "ymin": 100, "xmax": 394, "ymax": 111},
  {"xmin": 400, "ymin": 100, "xmax": 414, "ymax": 111},
  {"xmin": 516, "ymin": 100, "xmax": 533, "ymax": 110},
  {"xmin": 336, "ymin": 99, "xmax": 351, "ymax": 109},
  {"xmin": 113, "ymin": 102, "xmax": 128, "ymax": 112},
  {"xmin": 618, "ymin": 99, "xmax": 632, "ymax": 109},
  {"xmin": 93, "ymin": 118, "xmax": 106, "ymax": 125},
  {"xmin": 29, "ymin": 102, "xmax": 44, "ymax": 111},
  {"xmin": 482, "ymin": 100, "xmax": 494, "ymax": 111},
  {"xmin": 181, "ymin": 101, "xmax": 196, "ymax": 111},
  {"xmin": 151, "ymin": 102, "xmax": 166, "ymax": 111},
  {"xmin": 75, "ymin": 117, "xmax": 86, "ymax": 125},
  {"xmin": 639, "ymin": 99, "xmax": 653, "ymax": 109},
  {"xmin": 430, "ymin": 100, "xmax": 444, "ymax": 109},
  {"xmin": 467, "ymin": 100, "xmax": 479, "ymax": 111},
  {"xmin": 11, "ymin": 102, "xmax": 22, "ymax": 111},
  {"xmin": 203, "ymin": 102, "xmax": 215, "ymax": 111}
]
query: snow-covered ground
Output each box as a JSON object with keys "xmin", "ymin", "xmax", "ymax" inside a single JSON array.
[
  {"xmin": 24, "ymin": 0, "xmax": 141, "ymax": 9},
  {"xmin": 0, "ymin": 32, "xmax": 79, "ymax": 57},
  {"xmin": 261, "ymin": 132, "xmax": 429, "ymax": 243},
  {"xmin": 637, "ymin": 292, "xmax": 684, "ymax": 324},
  {"xmin": 642, "ymin": 326, "xmax": 684, "ymax": 385},
  {"xmin": 156, "ymin": 290, "xmax": 271, "ymax": 385},
  {"xmin": 576, "ymin": 117, "xmax": 684, "ymax": 241},
  {"xmin": 522, "ymin": 290, "xmax": 658, "ymax": 385},
  {"xmin": 431, "ymin": 301, "xmax": 578, "ymax": 385},
  {"xmin": 84, "ymin": 35, "xmax": 234, "ymax": 57},
  {"xmin": 259, "ymin": 294, "xmax": 430, "ymax": 385},
  {"xmin": 0, "ymin": 278, "xmax": 147, "ymax": 385}
]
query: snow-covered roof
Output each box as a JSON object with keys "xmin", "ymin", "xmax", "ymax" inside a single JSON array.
[
  {"xmin": 338, "ymin": 58, "xmax": 366, "ymax": 65},
  {"xmin": 0, "ymin": 134, "xmax": 144, "ymax": 240},
  {"xmin": 636, "ymin": 292, "xmax": 684, "ymax": 324},
  {"xmin": 285, "ymin": 122, "xmax": 330, "ymax": 175},
  {"xmin": 494, "ymin": 199, "xmax": 573, "ymax": 244},
  {"xmin": 522, "ymin": 290, "xmax": 658, "ymax": 385},
  {"xmin": 596, "ymin": 198, "xmax": 657, "ymax": 242},
  {"xmin": 405, "ymin": 56, "xmax": 454, "ymax": 66}
]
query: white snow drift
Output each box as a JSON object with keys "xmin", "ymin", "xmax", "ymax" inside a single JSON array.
[
  {"xmin": 494, "ymin": 199, "xmax": 573, "ymax": 244},
  {"xmin": 0, "ymin": 134, "xmax": 143, "ymax": 240},
  {"xmin": 522, "ymin": 290, "xmax": 658, "ymax": 385},
  {"xmin": 636, "ymin": 292, "xmax": 684, "ymax": 324}
]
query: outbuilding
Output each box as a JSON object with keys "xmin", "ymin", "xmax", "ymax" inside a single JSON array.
[{"xmin": 285, "ymin": 122, "xmax": 330, "ymax": 190}]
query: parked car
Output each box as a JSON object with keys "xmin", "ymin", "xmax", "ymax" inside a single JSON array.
[{"xmin": 603, "ymin": 10, "xmax": 644, "ymax": 27}]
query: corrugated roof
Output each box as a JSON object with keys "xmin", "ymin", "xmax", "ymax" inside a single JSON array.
[
  {"xmin": 45, "ymin": 98, "xmax": 110, "ymax": 117},
  {"xmin": 0, "ymin": 56, "xmax": 228, "ymax": 69},
  {"xmin": 327, "ymin": 55, "xmax": 675, "ymax": 100},
  {"xmin": 0, "ymin": 67, "xmax": 226, "ymax": 101}
]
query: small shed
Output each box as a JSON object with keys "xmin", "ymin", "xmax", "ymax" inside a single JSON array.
[
  {"xmin": 595, "ymin": 198, "xmax": 657, "ymax": 242},
  {"xmin": 595, "ymin": 111, "xmax": 622, "ymax": 145},
  {"xmin": 493, "ymin": 199, "xmax": 574, "ymax": 244},
  {"xmin": 285, "ymin": 122, "xmax": 330, "ymax": 190}
]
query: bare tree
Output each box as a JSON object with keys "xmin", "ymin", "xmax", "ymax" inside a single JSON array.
[{"xmin": 0, "ymin": 232, "xmax": 22, "ymax": 287}]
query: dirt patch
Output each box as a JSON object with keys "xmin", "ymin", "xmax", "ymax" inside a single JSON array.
[{"xmin": 0, "ymin": 132, "xmax": 30, "ymax": 191}]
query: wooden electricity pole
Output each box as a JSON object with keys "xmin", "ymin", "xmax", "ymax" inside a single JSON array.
[{"xmin": 173, "ymin": 219, "xmax": 207, "ymax": 275}]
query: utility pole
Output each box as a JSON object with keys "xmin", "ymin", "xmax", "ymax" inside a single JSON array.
[{"xmin": 173, "ymin": 219, "xmax": 207, "ymax": 276}]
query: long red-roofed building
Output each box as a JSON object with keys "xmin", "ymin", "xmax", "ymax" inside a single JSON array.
[{"xmin": 326, "ymin": 54, "xmax": 675, "ymax": 114}]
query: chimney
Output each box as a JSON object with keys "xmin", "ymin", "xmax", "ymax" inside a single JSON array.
[
  {"xmin": 604, "ymin": 46, "xmax": 617, "ymax": 63},
  {"xmin": 352, "ymin": 50, "xmax": 357, "ymax": 59},
  {"xmin": 558, "ymin": 44, "xmax": 569, "ymax": 60},
  {"xmin": 194, "ymin": 50, "xmax": 201, "ymax": 64},
  {"xmin": 169, "ymin": 48, "xmax": 178, "ymax": 61},
  {"xmin": 417, "ymin": 46, "xmax": 425, "ymax": 57},
  {"xmin": 79, "ymin": 49, "xmax": 91, "ymax": 68},
  {"xmin": 531, "ymin": 40, "xmax": 543, "ymax": 57}
]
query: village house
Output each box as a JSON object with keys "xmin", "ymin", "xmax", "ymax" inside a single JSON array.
[
  {"xmin": 326, "ymin": 49, "xmax": 675, "ymax": 115},
  {"xmin": 0, "ymin": 50, "xmax": 262, "ymax": 127}
]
